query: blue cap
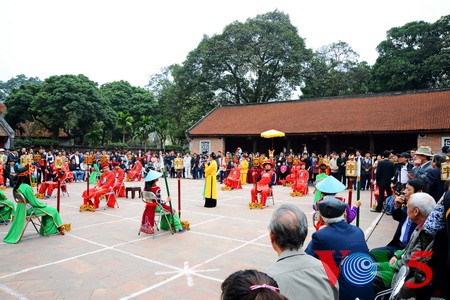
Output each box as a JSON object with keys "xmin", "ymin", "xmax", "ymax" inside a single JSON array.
[
  {"xmin": 144, "ymin": 170, "xmax": 163, "ymax": 182},
  {"xmin": 316, "ymin": 176, "xmax": 346, "ymax": 194}
]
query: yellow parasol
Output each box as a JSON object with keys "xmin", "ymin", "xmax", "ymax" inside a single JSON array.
[
  {"xmin": 260, "ymin": 129, "xmax": 285, "ymax": 138},
  {"xmin": 261, "ymin": 129, "xmax": 285, "ymax": 149}
]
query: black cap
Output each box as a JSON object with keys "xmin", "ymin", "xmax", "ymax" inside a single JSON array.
[
  {"xmin": 398, "ymin": 152, "xmax": 410, "ymax": 158},
  {"xmin": 317, "ymin": 196, "xmax": 347, "ymax": 218}
]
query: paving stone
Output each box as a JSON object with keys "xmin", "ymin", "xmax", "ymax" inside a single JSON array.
[{"xmin": 0, "ymin": 179, "xmax": 396, "ymax": 299}]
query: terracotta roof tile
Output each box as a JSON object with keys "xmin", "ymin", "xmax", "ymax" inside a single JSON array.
[{"xmin": 188, "ymin": 90, "xmax": 450, "ymax": 136}]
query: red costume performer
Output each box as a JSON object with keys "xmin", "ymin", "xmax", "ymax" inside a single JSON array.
[
  {"xmin": 81, "ymin": 163, "xmax": 116, "ymax": 210},
  {"xmin": 0, "ymin": 162, "xmax": 4, "ymax": 187},
  {"xmin": 140, "ymin": 191, "xmax": 157, "ymax": 234},
  {"xmin": 291, "ymin": 162, "xmax": 309, "ymax": 196},
  {"xmin": 127, "ymin": 159, "xmax": 142, "ymax": 181},
  {"xmin": 286, "ymin": 158, "xmax": 301, "ymax": 186},
  {"xmin": 112, "ymin": 162, "xmax": 125, "ymax": 197},
  {"xmin": 222, "ymin": 164, "xmax": 242, "ymax": 190},
  {"xmin": 250, "ymin": 159, "xmax": 276, "ymax": 209},
  {"xmin": 37, "ymin": 163, "xmax": 58, "ymax": 198},
  {"xmin": 63, "ymin": 161, "xmax": 74, "ymax": 182},
  {"xmin": 140, "ymin": 170, "xmax": 185, "ymax": 235},
  {"xmin": 247, "ymin": 158, "xmax": 262, "ymax": 184}
]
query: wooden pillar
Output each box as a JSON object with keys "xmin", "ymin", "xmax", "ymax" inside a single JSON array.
[
  {"xmin": 325, "ymin": 135, "xmax": 330, "ymax": 155},
  {"xmin": 369, "ymin": 134, "xmax": 375, "ymax": 154}
]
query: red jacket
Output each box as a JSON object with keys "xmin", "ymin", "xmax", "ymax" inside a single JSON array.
[
  {"xmin": 114, "ymin": 167, "xmax": 125, "ymax": 184},
  {"xmin": 96, "ymin": 171, "xmax": 115, "ymax": 189}
]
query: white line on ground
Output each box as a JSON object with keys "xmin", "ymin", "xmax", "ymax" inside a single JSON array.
[
  {"xmin": 0, "ymin": 247, "xmax": 108, "ymax": 280},
  {"xmin": 0, "ymin": 283, "xmax": 30, "ymax": 300},
  {"xmin": 191, "ymin": 232, "xmax": 269, "ymax": 270}
]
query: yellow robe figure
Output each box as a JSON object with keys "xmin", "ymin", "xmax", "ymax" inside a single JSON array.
[
  {"xmin": 203, "ymin": 157, "xmax": 218, "ymax": 207},
  {"xmin": 240, "ymin": 159, "xmax": 249, "ymax": 184}
]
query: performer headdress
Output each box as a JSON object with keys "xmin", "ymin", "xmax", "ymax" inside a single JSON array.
[{"xmin": 261, "ymin": 159, "xmax": 273, "ymax": 167}]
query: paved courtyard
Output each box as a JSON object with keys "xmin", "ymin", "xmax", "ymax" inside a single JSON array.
[{"xmin": 0, "ymin": 178, "xmax": 395, "ymax": 299}]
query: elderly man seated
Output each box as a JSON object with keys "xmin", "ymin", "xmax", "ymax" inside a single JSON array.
[
  {"xmin": 266, "ymin": 203, "xmax": 338, "ymax": 300},
  {"xmin": 373, "ymin": 192, "xmax": 437, "ymax": 296},
  {"xmin": 305, "ymin": 196, "xmax": 373, "ymax": 300},
  {"xmin": 370, "ymin": 178, "xmax": 427, "ymax": 263}
]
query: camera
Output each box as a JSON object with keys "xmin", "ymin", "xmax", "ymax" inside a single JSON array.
[{"xmin": 395, "ymin": 191, "xmax": 405, "ymax": 196}]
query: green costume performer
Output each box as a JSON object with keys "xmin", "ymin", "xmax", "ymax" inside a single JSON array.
[
  {"xmin": 89, "ymin": 163, "xmax": 100, "ymax": 184},
  {"xmin": 313, "ymin": 173, "xmax": 328, "ymax": 203},
  {"xmin": 158, "ymin": 205, "xmax": 183, "ymax": 231},
  {"xmin": 0, "ymin": 190, "xmax": 15, "ymax": 222},
  {"xmin": 3, "ymin": 166, "xmax": 67, "ymax": 244}
]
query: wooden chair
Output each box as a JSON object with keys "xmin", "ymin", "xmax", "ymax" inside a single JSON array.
[
  {"xmin": 138, "ymin": 191, "xmax": 174, "ymax": 239},
  {"xmin": 60, "ymin": 178, "xmax": 70, "ymax": 197},
  {"xmin": 0, "ymin": 203, "xmax": 9, "ymax": 224},
  {"xmin": 13, "ymin": 190, "xmax": 48, "ymax": 237},
  {"xmin": 101, "ymin": 190, "xmax": 119, "ymax": 210}
]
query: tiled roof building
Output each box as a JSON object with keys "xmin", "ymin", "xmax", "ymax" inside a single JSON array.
[
  {"xmin": 0, "ymin": 104, "xmax": 15, "ymax": 149},
  {"xmin": 187, "ymin": 89, "xmax": 450, "ymax": 155}
]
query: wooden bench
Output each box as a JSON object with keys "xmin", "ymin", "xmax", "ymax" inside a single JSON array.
[{"xmin": 125, "ymin": 187, "xmax": 142, "ymax": 199}]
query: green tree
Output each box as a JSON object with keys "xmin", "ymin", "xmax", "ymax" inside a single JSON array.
[
  {"xmin": 177, "ymin": 10, "xmax": 310, "ymax": 105},
  {"xmin": 133, "ymin": 116, "xmax": 154, "ymax": 148},
  {"xmin": 85, "ymin": 121, "xmax": 104, "ymax": 148},
  {"xmin": 302, "ymin": 41, "xmax": 371, "ymax": 98},
  {"xmin": 370, "ymin": 15, "xmax": 450, "ymax": 92},
  {"xmin": 100, "ymin": 80, "xmax": 156, "ymax": 142},
  {"xmin": 28, "ymin": 74, "xmax": 114, "ymax": 144},
  {"xmin": 0, "ymin": 74, "xmax": 42, "ymax": 102},
  {"xmin": 4, "ymin": 83, "xmax": 41, "ymax": 132},
  {"xmin": 154, "ymin": 116, "xmax": 170, "ymax": 150},
  {"xmin": 116, "ymin": 112, "xmax": 134, "ymax": 143},
  {"xmin": 148, "ymin": 67, "xmax": 198, "ymax": 147}
]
